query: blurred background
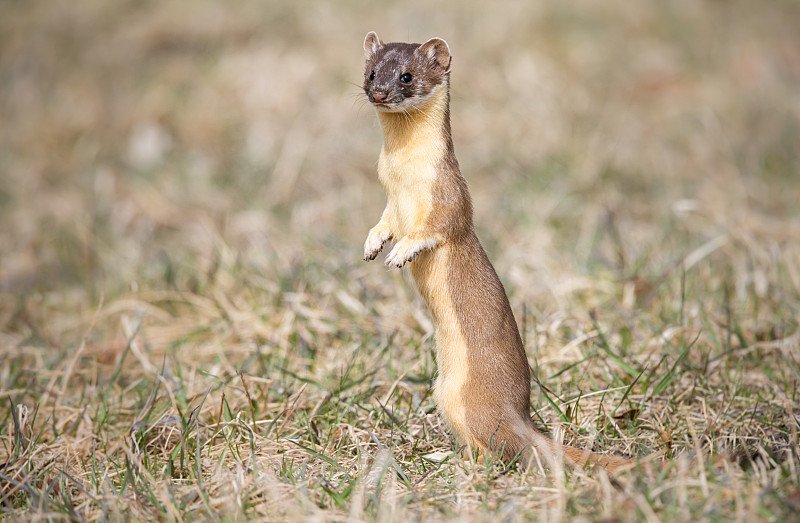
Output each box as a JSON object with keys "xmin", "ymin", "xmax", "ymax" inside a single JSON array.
[
  {"xmin": 1, "ymin": 0, "xmax": 799, "ymax": 358},
  {"xmin": 2, "ymin": 4, "xmax": 799, "ymax": 517}
]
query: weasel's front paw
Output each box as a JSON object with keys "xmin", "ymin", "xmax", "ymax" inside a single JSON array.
[
  {"xmin": 384, "ymin": 237, "xmax": 427, "ymax": 268},
  {"xmin": 364, "ymin": 227, "xmax": 392, "ymax": 261}
]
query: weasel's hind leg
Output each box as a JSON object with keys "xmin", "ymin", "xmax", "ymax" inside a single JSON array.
[{"xmin": 465, "ymin": 415, "xmax": 533, "ymax": 466}]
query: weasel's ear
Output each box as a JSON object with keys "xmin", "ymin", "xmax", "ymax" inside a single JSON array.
[
  {"xmin": 416, "ymin": 37, "xmax": 451, "ymax": 71},
  {"xmin": 364, "ymin": 31, "xmax": 382, "ymax": 60}
]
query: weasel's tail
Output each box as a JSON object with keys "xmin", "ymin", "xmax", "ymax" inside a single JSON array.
[{"xmin": 522, "ymin": 421, "xmax": 634, "ymax": 474}]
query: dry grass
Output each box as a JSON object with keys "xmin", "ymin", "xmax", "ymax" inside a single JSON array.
[{"xmin": 2, "ymin": 0, "xmax": 799, "ymax": 520}]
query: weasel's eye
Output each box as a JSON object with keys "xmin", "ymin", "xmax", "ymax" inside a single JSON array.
[
  {"xmin": 400, "ymin": 73, "xmax": 412, "ymax": 83},
  {"xmin": 368, "ymin": 71, "xmax": 375, "ymax": 81}
]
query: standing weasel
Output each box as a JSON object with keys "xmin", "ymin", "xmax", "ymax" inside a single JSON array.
[{"xmin": 362, "ymin": 32, "xmax": 631, "ymax": 473}]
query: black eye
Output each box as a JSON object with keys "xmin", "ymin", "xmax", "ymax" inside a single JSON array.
[
  {"xmin": 400, "ymin": 73, "xmax": 412, "ymax": 83},
  {"xmin": 368, "ymin": 71, "xmax": 375, "ymax": 81}
]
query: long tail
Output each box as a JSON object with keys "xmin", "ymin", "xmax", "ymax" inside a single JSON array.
[{"xmin": 523, "ymin": 422, "xmax": 634, "ymax": 474}]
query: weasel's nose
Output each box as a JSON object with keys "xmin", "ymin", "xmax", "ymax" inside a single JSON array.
[{"xmin": 372, "ymin": 92, "xmax": 387, "ymax": 103}]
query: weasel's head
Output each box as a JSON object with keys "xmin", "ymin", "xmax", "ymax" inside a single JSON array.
[{"xmin": 363, "ymin": 31, "xmax": 451, "ymax": 113}]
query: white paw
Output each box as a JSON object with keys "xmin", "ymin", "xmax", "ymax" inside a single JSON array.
[
  {"xmin": 364, "ymin": 227, "xmax": 392, "ymax": 261},
  {"xmin": 384, "ymin": 238, "xmax": 426, "ymax": 268}
]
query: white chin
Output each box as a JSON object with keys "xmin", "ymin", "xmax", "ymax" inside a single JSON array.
[
  {"xmin": 373, "ymin": 104, "xmax": 403, "ymax": 113},
  {"xmin": 371, "ymin": 85, "xmax": 444, "ymax": 113}
]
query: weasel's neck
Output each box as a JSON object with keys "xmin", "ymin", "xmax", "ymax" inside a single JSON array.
[{"xmin": 377, "ymin": 83, "xmax": 451, "ymax": 156}]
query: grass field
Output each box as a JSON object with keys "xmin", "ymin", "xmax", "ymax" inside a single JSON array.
[{"xmin": 2, "ymin": 0, "xmax": 800, "ymax": 520}]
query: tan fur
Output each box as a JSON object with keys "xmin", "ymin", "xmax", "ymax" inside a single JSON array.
[
  {"xmin": 363, "ymin": 33, "xmax": 634, "ymax": 474},
  {"xmin": 414, "ymin": 245, "xmax": 471, "ymax": 440}
]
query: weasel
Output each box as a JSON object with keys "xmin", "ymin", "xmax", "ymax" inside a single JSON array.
[{"xmin": 361, "ymin": 32, "xmax": 632, "ymax": 473}]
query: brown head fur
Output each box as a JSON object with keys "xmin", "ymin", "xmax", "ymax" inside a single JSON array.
[{"xmin": 363, "ymin": 32, "xmax": 452, "ymax": 112}]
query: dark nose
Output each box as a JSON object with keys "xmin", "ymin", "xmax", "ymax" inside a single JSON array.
[{"xmin": 372, "ymin": 92, "xmax": 387, "ymax": 103}]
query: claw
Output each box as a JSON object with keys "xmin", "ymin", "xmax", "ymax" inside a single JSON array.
[
  {"xmin": 384, "ymin": 239, "xmax": 423, "ymax": 268},
  {"xmin": 364, "ymin": 227, "xmax": 392, "ymax": 262}
]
